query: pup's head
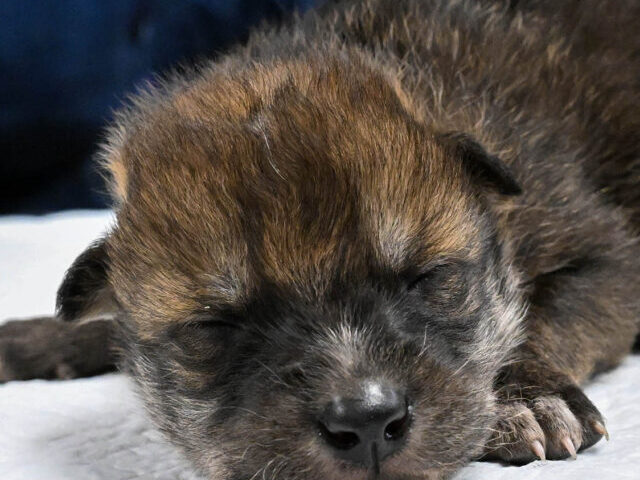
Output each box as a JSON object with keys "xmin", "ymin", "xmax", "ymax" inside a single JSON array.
[{"xmin": 57, "ymin": 55, "xmax": 525, "ymax": 479}]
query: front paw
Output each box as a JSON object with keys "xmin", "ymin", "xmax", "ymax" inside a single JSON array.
[
  {"xmin": 0, "ymin": 317, "xmax": 79, "ymax": 382},
  {"xmin": 483, "ymin": 385, "xmax": 608, "ymax": 463}
]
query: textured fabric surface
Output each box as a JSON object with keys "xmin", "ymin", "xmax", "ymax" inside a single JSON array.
[{"xmin": 1, "ymin": 211, "xmax": 638, "ymax": 479}]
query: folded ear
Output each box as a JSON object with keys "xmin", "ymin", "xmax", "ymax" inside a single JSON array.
[
  {"xmin": 439, "ymin": 132, "xmax": 522, "ymax": 196},
  {"xmin": 56, "ymin": 238, "xmax": 117, "ymax": 322}
]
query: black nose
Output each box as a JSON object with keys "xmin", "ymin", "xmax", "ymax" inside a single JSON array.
[{"xmin": 318, "ymin": 382, "xmax": 411, "ymax": 469}]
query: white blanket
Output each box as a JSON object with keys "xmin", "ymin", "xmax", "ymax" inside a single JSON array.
[{"xmin": 1, "ymin": 211, "xmax": 638, "ymax": 479}]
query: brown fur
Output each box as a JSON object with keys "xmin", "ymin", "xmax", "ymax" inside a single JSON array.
[{"xmin": 1, "ymin": 0, "xmax": 639, "ymax": 478}]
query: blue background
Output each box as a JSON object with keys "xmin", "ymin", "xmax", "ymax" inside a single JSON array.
[{"xmin": 0, "ymin": 0, "xmax": 318, "ymax": 214}]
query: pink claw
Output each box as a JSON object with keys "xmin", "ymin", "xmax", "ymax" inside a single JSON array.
[
  {"xmin": 561, "ymin": 436, "xmax": 577, "ymax": 460},
  {"xmin": 530, "ymin": 440, "xmax": 546, "ymax": 461},
  {"xmin": 593, "ymin": 421, "xmax": 610, "ymax": 441}
]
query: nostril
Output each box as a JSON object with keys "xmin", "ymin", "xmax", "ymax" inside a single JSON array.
[
  {"xmin": 384, "ymin": 408, "xmax": 411, "ymax": 441},
  {"xmin": 319, "ymin": 385, "xmax": 410, "ymax": 466},
  {"xmin": 318, "ymin": 421, "xmax": 360, "ymax": 450}
]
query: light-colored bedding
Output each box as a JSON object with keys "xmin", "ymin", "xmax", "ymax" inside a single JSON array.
[{"xmin": 1, "ymin": 211, "xmax": 638, "ymax": 479}]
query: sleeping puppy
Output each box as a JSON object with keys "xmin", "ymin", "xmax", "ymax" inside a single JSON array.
[{"xmin": 2, "ymin": 0, "xmax": 640, "ymax": 478}]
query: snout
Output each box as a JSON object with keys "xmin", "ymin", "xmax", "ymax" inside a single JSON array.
[{"xmin": 318, "ymin": 381, "xmax": 412, "ymax": 471}]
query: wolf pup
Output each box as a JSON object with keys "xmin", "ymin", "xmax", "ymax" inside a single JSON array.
[{"xmin": 2, "ymin": 0, "xmax": 639, "ymax": 478}]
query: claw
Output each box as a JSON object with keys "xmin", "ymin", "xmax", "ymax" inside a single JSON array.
[
  {"xmin": 530, "ymin": 440, "xmax": 546, "ymax": 461},
  {"xmin": 561, "ymin": 436, "xmax": 577, "ymax": 460},
  {"xmin": 592, "ymin": 421, "xmax": 610, "ymax": 441}
]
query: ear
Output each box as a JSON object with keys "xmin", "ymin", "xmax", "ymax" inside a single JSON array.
[
  {"xmin": 56, "ymin": 238, "xmax": 118, "ymax": 322},
  {"xmin": 439, "ymin": 132, "xmax": 522, "ymax": 196}
]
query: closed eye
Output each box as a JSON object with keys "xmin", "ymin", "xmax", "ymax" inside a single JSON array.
[
  {"xmin": 406, "ymin": 262, "xmax": 456, "ymax": 291},
  {"xmin": 183, "ymin": 316, "xmax": 244, "ymax": 331},
  {"xmin": 168, "ymin": 310, "xmax": 245, "ymax": 343},
  {"xmin": 183, "ymin": 303, "xmax": 246, "ymax": 329},
  {"xmin": 167, "ymin": 313, "xmax": 245, "ymax": 359}
]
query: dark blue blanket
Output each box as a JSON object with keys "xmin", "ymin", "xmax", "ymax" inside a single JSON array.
[{"xmin": 0, "ymin": 0, "xmax": 317, "ymax": 213}]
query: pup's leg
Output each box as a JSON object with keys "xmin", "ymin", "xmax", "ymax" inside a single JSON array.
[
  {"xmin": 484, "ymin": 253, "xmax": 640, "ymax": 463},
  {"xmin": 0, "ymin": 317, "xmax": 116, "ymax": 382}
]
